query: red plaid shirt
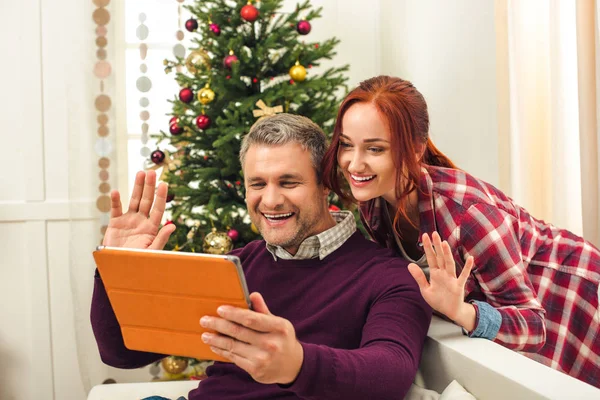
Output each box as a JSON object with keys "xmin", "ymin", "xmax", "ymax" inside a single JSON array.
[{"xmin": 359, "ymin": 166, "xmax": 600, "ymax": 387}]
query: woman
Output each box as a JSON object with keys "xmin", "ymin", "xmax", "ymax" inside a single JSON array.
[{"xmin": 321, "ymin": 75, "xmax": 600, "ymax": 388}]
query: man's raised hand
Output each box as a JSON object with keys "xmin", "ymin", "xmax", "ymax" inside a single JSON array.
[{"xmin": 102, "ymin": 170, "xmax": 175, "ymax": 250}]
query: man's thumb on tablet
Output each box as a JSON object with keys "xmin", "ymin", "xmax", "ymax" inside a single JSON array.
[{"xmin": 250, "ymin": 292, "xmax": 271, "ymax": 315}]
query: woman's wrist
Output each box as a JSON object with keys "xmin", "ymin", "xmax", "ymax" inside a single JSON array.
[{"xmin": 452, "ymin": 302, "xmax": 477, "ymax": 332}]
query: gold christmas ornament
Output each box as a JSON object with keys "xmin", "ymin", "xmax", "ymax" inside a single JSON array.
[
  {"xmin": 187, "ymin": 229, "xmax": 196, "ymax": 241},
  {"xmin": 186, "ymin": 221, "xmax": 201, "ymax": 242},
  {"xmin": 198, "ymin": 83, "xmax": 216, "ymax": 105},
  {"xmin": 144, "ymin": 150, "xmax": 182, "ymax": 181},
  {"xmin": 251, "ymin": 223, "xmax": 259, "ymax": 234},
  {"xmin": 161, "ymin": 356, "xmax": 188, "ymax": 374},
  {"xmin": 289, "ymin": 61, "xmax": 307, "ymax": 82},
  {"xmin": 203, "ymin": 228, "xmax": 234, "ymax": 254},
  {"xmin": 185, "ymin": 49, "xmax": 211, "ymax": 74},
  {"xmin": 252, "ymin": 99, "xmax": 283, "ymax": 121}
]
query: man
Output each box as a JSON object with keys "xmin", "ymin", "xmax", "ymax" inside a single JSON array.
[{"xmin": 91, "ymin": 114, "xmax": 431, "ymax": 400}]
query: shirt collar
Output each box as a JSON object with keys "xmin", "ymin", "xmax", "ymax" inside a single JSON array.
[{"xmin": 266, "ymin": 210, "xmax": 356, "ymax": 261}]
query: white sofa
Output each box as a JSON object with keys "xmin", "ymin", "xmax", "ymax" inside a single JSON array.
[{"xmin": 88, "ymin": 316, "xmax": 600, "ymax": 400}]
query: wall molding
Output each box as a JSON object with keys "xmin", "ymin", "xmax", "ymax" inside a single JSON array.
[{"xmin": 0, "ymin": 200, "xmax": 98, "ymax": 222}]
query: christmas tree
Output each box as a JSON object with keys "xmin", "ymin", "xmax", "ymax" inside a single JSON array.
[
  {"xmin": 153, "ymin": 0, "xmax": 348, "ymax": 253},
  {"xmin": 148, "ymin": 0, "xmax": 348, "ymax": 380}
]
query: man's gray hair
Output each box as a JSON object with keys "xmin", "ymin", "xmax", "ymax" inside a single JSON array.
[{"xmin": 239, "ymin": 114, "xmax": 327, "ymax": 182}]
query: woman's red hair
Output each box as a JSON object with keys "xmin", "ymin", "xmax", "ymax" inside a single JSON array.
[{"xmin": 322, "ymin": 76, "xmax": 457, "ymax": 236}]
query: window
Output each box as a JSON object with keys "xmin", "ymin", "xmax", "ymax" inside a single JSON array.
[{"xmin": 119, "ymin": 0, "xmax": 194, "ymax": 199}]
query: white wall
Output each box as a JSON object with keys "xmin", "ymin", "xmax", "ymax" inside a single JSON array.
[
  {"xmin": 284, "ymin": 0, "xmax": 381, "ymax": 87},
  {"xmin": 1, "ymin": 1, "xmax": 501, "ymax": 399},
  {"xmin": 379, "ymin": 0, "xmax": 499, "ymax": 187}
]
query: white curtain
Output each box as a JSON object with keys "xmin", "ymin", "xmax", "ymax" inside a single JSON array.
[{"xmin": 496, "ymin": 0, "xmax": 600, "ymax": 247}]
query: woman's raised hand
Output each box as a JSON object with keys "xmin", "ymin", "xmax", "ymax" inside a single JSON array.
[
  {"xmin": 101, "ymin": 170, "xmax": 176, "ymax": 250},
  {"xmin": 407, "ymin": 231, "xmax": 474, "ymax": 323}
]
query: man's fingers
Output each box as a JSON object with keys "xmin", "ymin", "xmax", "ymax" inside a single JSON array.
[
  {"xmin": 215, "ymin": 306, "xmax": 277, "ymax": 334},
  {"xmin": 201, "ymin": 315, "xmax": 262, "ymax": 344},
  {"xmin": 408, "ymin": 263, "xmax": 429, "ymax": 291},
  {"xmin": 149, "ymin": 224, "xmax": 176, "ymax": 250},
  {"xmin": 128, "ymin": 171, "xmax": 145, "ymax": 213},
  {"xmin": 138, "ymin": 170, "xmax": 156, "ymax": 217},
  {"xmin": 208, "ymin": 345, "xmax": 255, "ymax": 373},
  {"xmin": 249, "ymin": 292, "xmax": 271, "ymax": 315},
  {"xmin": 149, "ymin": 182, "xmax": 168, "ymax": 227},
  {"xmin": 109, "ymin": 189, "xmax": 123, "ymax": 218},
  {"xmin": 202, "ymin": 332, "xmax": 255, "ymax": 359},
  {"xmin": 458, "ymin": 256, "xmax": 474, "ymax": 287}
]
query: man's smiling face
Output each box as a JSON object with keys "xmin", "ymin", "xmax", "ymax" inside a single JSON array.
[{"xmin": 243, "ymin": 142, "xmax": 330, "ymax": 255}]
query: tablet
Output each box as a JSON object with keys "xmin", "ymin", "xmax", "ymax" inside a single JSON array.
[{"xmin": 92, "ymin": 246, "xmax": 251, "ymax": 362}]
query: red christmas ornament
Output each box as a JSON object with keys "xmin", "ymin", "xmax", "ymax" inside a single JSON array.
[
  {"xmin": 289, "ymin": 79, "xmax": 295, "ymax": 85},
  {"xmin": 166, "ymin": 193, "xmax": 175, "ymax": 203},
  {"xmin": 226, "ymin": 75, "xmax": 231, "ymax": 79},
  {"xmin": 151, "ymin": 150, "xmax": 165, "ymax": 164},
  {"xmin": 296, "ymin": 20, "xmax": 311, "ymax": 35},
  {"xmin": 209, "ymin": 23, "xmax": 221, "ymax": 36},
  {"xmin": 314, "ymin": 43, "xmax": 319, "ymax": 49},
  {"xmin": 169, "ymin": 123, "xmax": 183, "ymax": 135},
  {"xmin": 223, "ymin": 53, "xmax": 239, "ymax": 69},
  {"xmin": 235, "ymin": 180, "xmax": 241, "ymax": 185},
  {"xmin": 328, "ymin": 204, "xmax": 340, "ymax": 212},
  {"xmin": 179, "ymin": 88, "xmax": 194, "ymax": 103},
  {"xmin": 252, "ymin": 77, "xmax": 258, "ymax": 83},
  {"xmin": 165, "ymin": 220, "xmax": 174, "ymax": 225},
  {"xmin": 196, "ymin": 114, "xmax": 211, "ymax": 130},
  {"xmin": 227, "ymin": 229, "xmax": 239, "ymax": 241},
  {"xmin": 185, "ymin": 18, "xmax": 198, "ymax": 32},
  {"xmin": 169, "ymin": 116, "xmax": 180, "ymax": 126},
  {"xmin": 240, "ymin": 3, "xmax": 259, "ymax": 22}
]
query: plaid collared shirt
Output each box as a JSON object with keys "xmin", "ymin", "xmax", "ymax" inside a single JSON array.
[
  {"xmin": 266, "ymin": 211, "xmax": 356, "ymax": 260},
  {"xmin": 360, "ymin": 165, "xmax": 600, "ymax": 387}
]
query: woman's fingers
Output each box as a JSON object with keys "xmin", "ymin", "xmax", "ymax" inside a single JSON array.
[
  {"xmin": 458, "ymin": 256, "xmax": 474, "ymax": 287},
  {"xmin": 408, "ymin": 263, "xmax": 429, "ymax": 291},
  {"xmin": 421, "ymin": 233, "xmax": 439, "ymax": 269},
  {"xmin": 431, "ymin": 232, "xmax": 446, "ymax": 271},
  {"xmin": 441, "ymin": 241, "xmax": 457, "ymax": 278}
]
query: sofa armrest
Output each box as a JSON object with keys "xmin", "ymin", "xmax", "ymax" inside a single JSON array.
[
  {"xmin": 88, "ymin": 380, "xmax": 200, "ymax": 400},
  {"xmin": 419, "ymin": 316, "xmax": 600, "ymax": 399}
]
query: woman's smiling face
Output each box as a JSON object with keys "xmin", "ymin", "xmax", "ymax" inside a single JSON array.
[{"xmin": 337, "ymin": 102, "xmax": 398, "ymax": 203}]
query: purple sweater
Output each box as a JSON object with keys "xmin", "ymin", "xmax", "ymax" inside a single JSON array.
[{"xmin": 91, "ymin": 232, "xmax": 431, "ymax": 400}]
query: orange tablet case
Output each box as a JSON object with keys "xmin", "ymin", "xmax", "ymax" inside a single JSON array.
[{"xmin": 92, "ymin": 246, "xmax": 251, "ymax": 362}]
